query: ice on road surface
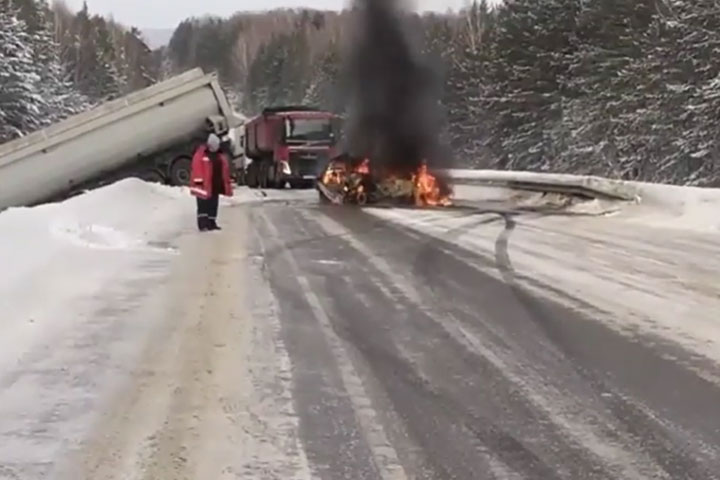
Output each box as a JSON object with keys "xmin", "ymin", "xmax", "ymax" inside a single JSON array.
[{"xmin": 366, "ymin": 188, "xmax": 720, "ymax": 372}]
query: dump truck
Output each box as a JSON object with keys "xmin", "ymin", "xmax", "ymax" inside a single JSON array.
[
  {"xmin": 0, "ymin": 68, "xmax": 245, "ymax": 211},
  {"xmin": 241, "ymin": 106, "xmax": 342, "ymax": 189}
]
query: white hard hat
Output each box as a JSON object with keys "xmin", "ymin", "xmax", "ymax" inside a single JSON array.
[{"xmin": 207, "ymin": 133, "xmax": 221, "ymax": 152}]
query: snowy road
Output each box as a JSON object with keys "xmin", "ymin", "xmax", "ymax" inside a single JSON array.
[{"xmin": 1, "ymin": 180, "xmax": 720, "ymax": 479}]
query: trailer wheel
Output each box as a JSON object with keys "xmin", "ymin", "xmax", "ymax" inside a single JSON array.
[
  {"xmin": 267, "ymin": 164, "xmax": 281, "ymax": 189},
  {"xmin": 258, "ymin": 161, "xmax": 269, "ymax": 189},
  {"xmin": 265, "ymin": 163, "xmax": 275, "ymax": 188},
  {"xmin": 169, "ymin": 157, "xmax": 192, "ymax": 186},
  {"xmin": 246, "ymin": 162, "xmax": 259, "ymax": 188}
]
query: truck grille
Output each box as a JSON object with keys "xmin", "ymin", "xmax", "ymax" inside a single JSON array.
[{"xmin": 290, "ymin": 151, "xmax": 328, "ymax": 177}]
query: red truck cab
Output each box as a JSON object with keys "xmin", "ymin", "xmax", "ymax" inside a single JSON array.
[{"xmin": 242, "ymin": 106, "xmax": 342, "ymax": 189}]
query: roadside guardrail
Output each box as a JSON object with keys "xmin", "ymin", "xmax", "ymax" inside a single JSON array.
[{"xmin": 443, "ymin": 169, "xmax": 638, "ymax": 201}]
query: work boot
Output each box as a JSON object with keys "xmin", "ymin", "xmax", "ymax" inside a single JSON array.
[
  {"xmin": 208, "ymin": 220, "xmax": 222, "ymax": 231},
  {"xmin": 198, "ymin": 216, "xmax": 210, "ymax": 232}
]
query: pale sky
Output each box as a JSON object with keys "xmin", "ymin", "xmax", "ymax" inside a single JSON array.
[{"xmin": 63, "ymin": 0, "xmax": 485, "ymax": 29}]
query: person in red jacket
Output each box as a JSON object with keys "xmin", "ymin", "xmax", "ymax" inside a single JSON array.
[{"xmin": 190, "ymin": 133, "xmax": 234, "ymax": 231}]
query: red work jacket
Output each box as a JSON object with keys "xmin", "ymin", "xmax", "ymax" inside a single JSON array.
[{"xmin": 190, "ymin": 145, "xmax": 234, "ymax": 199}]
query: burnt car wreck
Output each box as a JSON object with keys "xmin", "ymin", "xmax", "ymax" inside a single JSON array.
[{"xmin": 316, "ymin": 153, "xmax": 453, "ymax": 207}]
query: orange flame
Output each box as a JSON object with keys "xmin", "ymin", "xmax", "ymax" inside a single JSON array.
[
  {"xmin": 413, "ymin": 162, "xmax": 452, "ymax": 207},
  {"xmin": 354, "ymin": 158, "xmax": 370, "ymax": 175},
  {"xmin": 319, "ymin": 156, "xmax": 452, "ymax": 207}
]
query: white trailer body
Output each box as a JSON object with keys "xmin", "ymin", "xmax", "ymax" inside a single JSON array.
[{"xmin": 0, "ymin": 68, "xmax": 243, "ymax": 211}]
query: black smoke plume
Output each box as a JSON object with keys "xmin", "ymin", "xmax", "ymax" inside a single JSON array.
[{"xmin": 342, "ymin": 0, "xmax": 451, "ymax": 176}]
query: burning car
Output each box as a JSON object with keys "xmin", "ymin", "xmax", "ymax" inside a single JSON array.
[{"xmin": 316, "ymin": 153, "xmax": 453, "ymax": 207}]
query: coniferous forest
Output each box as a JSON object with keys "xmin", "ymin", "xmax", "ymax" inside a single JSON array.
[
  {"xmin": 2, "ymin": 1, "xmax": 719, "ymax": 185},
  {"xmin": 0, "ymin": 0, "xmax": 157, "ymax": 142}
]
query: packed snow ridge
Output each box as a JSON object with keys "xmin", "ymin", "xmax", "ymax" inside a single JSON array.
[{"xmin": 449, "ymin": 169, "xmax": 720, "ymax": 232}]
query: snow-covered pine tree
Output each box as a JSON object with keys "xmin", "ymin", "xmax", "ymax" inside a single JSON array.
[
  {"xmin": 167, "ymin": 16, "xmax": 235, "ymax": 89},
  {"xmin": 483, "ymin": 0, "xmax": 580, "ymax": 171},
  {"xmin": 421, "ymin": 14, "xmax": 459, "ymax": 157},
  {"xmin": 244, "ymin": 42, "xmax": 271, "ymax": 112},
  {"xmin": 559, "ymin": 0, "xmax": 660, "ymax": 179},
  {"xmin": 257, "ymin": 33, "xmax": 294, "ymax": 107},
  {"xmin": 167, "ymin": 18, "xmax": 197, "ymax": 73},
  {"xmin": 442, "ymin": 1, "xmax": 496, "ymax": 167},
  {"xmin": 303, "ymin": 39, "xmax": 341, "ymax": 111},
  {"xmin": 278, "ymin": 28, "xmax": 311, "ymax": 105},
  {"xmin": 23, "ymin": 0, "xmax": 89, "ymax": 123},
  {"xmin": 62, "ymin": 1, "xmax": 121, "ymax": 102},
  {"xmin": 663, "ymin": 0, "xmax": 720, "ymax": 185},
  {"xmin": 8, "ymin": 0, "xmax": 43, "ymax": 31},
  {"xmin": 560, "ymin": 0, "xmax": 718, "ymax": 185},
  {"xmin": 92, "ymin": 16, "xmax": 128, "ymax": 94},
  {"xmin": 0, "ymin": 5, "xmax": 47, "ymax": 141},
  {"xmin": 119, "ymin": 27, "xmax": 156, "ymax": 92}
]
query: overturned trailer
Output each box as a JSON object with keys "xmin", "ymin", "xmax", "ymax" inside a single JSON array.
[
  {"xmin": 316, "ymin": 153, "xmax": 453, "ymax": 207},
  {"xmin": 0, "ymin": 68, "xmax": 244, "ymax": 211}
]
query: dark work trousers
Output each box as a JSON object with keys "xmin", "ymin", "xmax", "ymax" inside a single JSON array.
[{"xmin": 196, "ymin": 195, "xmax": 219, "ymax": 231}]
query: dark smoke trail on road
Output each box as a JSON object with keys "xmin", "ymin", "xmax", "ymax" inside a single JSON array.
[{"xmin": 343, "ymin": 0, "xmax": 452, "ymax": 176}]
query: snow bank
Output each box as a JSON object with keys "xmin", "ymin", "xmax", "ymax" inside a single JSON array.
[
  {"xmin": 0, "ymin": 179, "xmax": 191, "ymax": 372},
  {"xmin": 0, "ymin": 179, "xmax": 316, "ymax": 301},
  {"xmin": 449, "ymin": 169, "xmax": 720, "ymax": 232},
  {"xmin": 626, "ymin": 181, "xmax": 720, "ymax": 231},
  {"xmin": 0, "ymin": 178, "xmax": 185, "ymax": 275},
  {"xmin": 0, "ymin": 179, "xmax": 313, "ymax": 290}
]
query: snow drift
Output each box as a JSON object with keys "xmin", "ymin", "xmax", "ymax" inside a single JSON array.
[
  {"xmin": 449, "ymin": 169, "xmax": 720, "ymax": 232},
  {"xmin": 0, "ymin": 179, "xmax": 194, "ymax": 406},
  {"xmin": 0, "ymin": 179, "xmax": 187, "ymax": 290}
]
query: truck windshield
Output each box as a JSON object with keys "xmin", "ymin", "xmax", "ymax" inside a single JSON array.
[{"xmin": 284, "ymin": 117, "xmax": 334, "ymax": 143}]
